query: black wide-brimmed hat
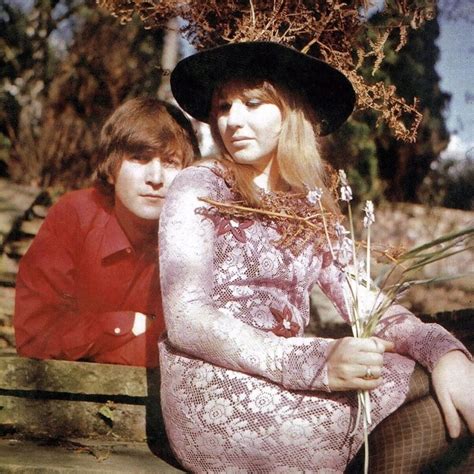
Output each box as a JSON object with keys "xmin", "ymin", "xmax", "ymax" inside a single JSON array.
[{"xmin": 171, "ymin": 41, "xmax": 356, "ymax": 136}]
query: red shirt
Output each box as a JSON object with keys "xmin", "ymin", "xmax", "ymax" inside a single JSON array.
[{"xmin": 14, "ymin": 188, "xmax": 164, "ymax": 367}]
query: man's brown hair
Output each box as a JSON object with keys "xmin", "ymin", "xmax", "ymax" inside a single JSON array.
[{"xmin": 95, "ymin": 97, "xmax": 200, "ymax": 195}]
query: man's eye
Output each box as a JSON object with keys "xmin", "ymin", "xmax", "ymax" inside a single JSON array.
[
  {"xmin": 129, "ymin": 156, "xmax": 148, "ymax": 163},
  {"xmin": 162, "ymin": 155, "xmax": 181, "ymax": 166},
  {"xmin": 217, "ymin": 102, "xmax": 231, "ymax": 112},
  {"xmin": 164, "ymin": 160, "xmax": 180, "ymax": 167}
]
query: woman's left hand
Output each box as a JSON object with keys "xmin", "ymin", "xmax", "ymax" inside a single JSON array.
[{"xmin": 432, "ymin": 350, "xmax": 474, "ymax": 438}]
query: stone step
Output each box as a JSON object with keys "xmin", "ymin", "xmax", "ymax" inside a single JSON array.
[
  {"xmin": 0, "ymin": 438, "xmax": 184, "ymax": 473},
  {"xmin": 0, "ymin": 355, "xmax": 183, "ymax": 471},
  {"xmin": 0, "ymin": 254, "xmax": 19, "ymax": 286},
  {"xmin": 0, "ymin": 179, "xmax": 40, "ymax": 247},
  {"xmin": 3, "ymin": 239, "xmax": 33, "ymax": 258},
  {"xmin": 19, "ymin": 218, "xmax": 44, "ymax": 236},
  {"xmin": 0, "ymin": 356, "xmax": 150, "ymax": 441}
]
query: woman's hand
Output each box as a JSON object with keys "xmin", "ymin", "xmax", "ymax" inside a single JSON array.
[
  {"xmin": 432, "ymin": 350, "xmax": 474, "ymax": 438},
  {"xmin": 327, "ymin": 336, "xmax": 395, "ymax": 391}
]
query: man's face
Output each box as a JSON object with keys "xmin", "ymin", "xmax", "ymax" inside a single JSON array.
[{"xmin": 112, "ymin": 154, "xmax": 182, "ymax": 223}]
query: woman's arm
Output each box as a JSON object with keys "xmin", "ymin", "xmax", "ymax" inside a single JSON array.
[
  {"xmin": 159, "ymin": 167, "xmax": 338, "ymax": 391},
  {"xmin": 375, "ymin": 304, "xmax": 471, "ymax": 371}
]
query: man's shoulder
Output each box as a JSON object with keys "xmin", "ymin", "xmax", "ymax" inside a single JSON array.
[
  {"xmin": 54, "ymin": 188, "xmax": 111, "ymax": 214},
  {"xmin": 48, "ymin": 188, "xmax": 113, "ymax": 228}
]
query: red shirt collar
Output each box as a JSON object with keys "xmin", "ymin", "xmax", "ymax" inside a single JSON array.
[
  {"xmin": 100, "ymin": 209, "xmax": 158, "ymax": 260},
  {"xmin": 100, "ymin": 209, "xmax": 134, "ymax": 259}
]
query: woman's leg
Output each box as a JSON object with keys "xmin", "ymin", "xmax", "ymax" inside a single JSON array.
[{"xmin": 347, "ymin": 365, "xmax": 473, "ymax": 473}]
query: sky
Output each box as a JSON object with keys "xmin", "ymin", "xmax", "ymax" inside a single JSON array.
[{"xmin": 435, "ymin": 14, "xmax": 474, "ymax": 160}]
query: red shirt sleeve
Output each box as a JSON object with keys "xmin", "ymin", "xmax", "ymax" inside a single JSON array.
[{"xmin": 14, "ymin": 194, "xmax": 158, "ymax": 367}]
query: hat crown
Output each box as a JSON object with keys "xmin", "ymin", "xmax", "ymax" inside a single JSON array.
[{"xmin": 171, "ymin": 41, "xmax": 356, "ymax": 135}]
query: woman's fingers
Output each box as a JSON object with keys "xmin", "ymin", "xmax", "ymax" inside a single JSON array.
[
  {"xmin": 437, "ymin": 389, "xmax": 462, "ymax": 438},
  {"xmin": 355, "ymin": 351, "xmax": 384, "ymax": 366},
  {"xmin": 360, "ymin": 337, "xmax": 394, "ymax": 354},
  {"xmin": 327, "ymin": 337, "xmax": 392, "ymax": 391},
  {"xmin": 432, "ymin": 350, "xmax": 474, "ymax": 438},
  {"xmin": 357, "ymin": 377, "xmax": 383, "ymax": 391},
  {"xmin": 458, "ymin": 399, "xmax": 474, "ymax": 434},
  {"xmin": 357, "ymin": 364, "xmax": 382, "ymax": 380}
]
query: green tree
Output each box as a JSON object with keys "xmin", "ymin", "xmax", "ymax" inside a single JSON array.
[
  {"xmin": 323, "ymin": 15, "xmax": 450, "ymax": 204},
  {"xmin": 1, "ymin": 0, "xmax": 165, "ymax": 188},
  {"xmin": 373, "ymin": 17, "xmax": 450, "ymax": 202}
]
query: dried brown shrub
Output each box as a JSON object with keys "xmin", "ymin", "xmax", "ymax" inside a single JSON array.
[{"xmin": 96, "ymin": 0, "xmax": 442, "ymax": 142}]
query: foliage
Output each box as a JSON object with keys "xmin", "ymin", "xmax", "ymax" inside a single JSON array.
[
  {"xmin": 372, "ymin": 16, "xmax": 451, "ymax": 201},
  {"xmin": 322, "ymin": 14, "xmax": 451, "ymax": 203},
  {"xmin": 419, "ymin": 156, "xmax": 474, "ymax": 211},
  {"xmin": 97, "ymin": 0, "xmax": 465, "ymax": 205},
  {"xmin": 98, "ymin": 0, "xmax": 441, "ymax": 142},
  {"xmin": 320, "ymin": 116, "xmax": 385, "ymax": 203},
  {"xmin": 1, "ymin": 0, "xmax": 165, "ymax": 188}
]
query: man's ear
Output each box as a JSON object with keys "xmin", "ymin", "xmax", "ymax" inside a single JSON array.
[{"xmin": 108, "ymin": 156, "xmax": 124, "ymax": 185}]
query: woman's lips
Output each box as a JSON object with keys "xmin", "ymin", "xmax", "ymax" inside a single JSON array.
[
  {"xmin": 230, "ymin": 137, "xmax": 253, "ymax": 146},
  {"xmin": 141, "ymin": 194, "xmax": 164, "ymax": 200}
]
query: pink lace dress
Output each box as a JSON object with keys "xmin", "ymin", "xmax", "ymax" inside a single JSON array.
[{"xmin": 158, "ymin": 164, "xmax": 468, "ymax": 473}]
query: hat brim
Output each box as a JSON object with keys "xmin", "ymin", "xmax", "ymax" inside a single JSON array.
[{"xmin": 171, "ymin": 42, "xmax": 356, "ymax": 136}]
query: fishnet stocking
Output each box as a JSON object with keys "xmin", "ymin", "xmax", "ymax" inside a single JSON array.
[{"xmin": 347, "ymin": 365, "xmax": 473, "ymax": 473}]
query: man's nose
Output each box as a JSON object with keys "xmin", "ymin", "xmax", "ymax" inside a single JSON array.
[{"xmin": 145, "ymin": 159, "xmax": 163, "ymax": 186}]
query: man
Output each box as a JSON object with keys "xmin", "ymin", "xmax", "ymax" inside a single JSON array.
[{"xmin": 14, "ymin": 97, "xmax": 200, "ymax": 367}]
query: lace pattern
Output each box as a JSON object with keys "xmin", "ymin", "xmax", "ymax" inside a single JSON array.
[{"xmin": 158, "ymin": 164, "xmax": 470, "ymax": 473}]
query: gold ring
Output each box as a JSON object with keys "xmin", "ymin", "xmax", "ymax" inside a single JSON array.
[{"xmin": 365, "ymin": 366, "xmax": 374, "ymax": 379}]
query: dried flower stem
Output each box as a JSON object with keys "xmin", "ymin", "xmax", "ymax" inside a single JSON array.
[
  {"xmin": 347, "ymin": 204, "xmax": 361, "ymax": 336},
  {"xmin": 199, "ymin": 197, "xmax": 325, "ymax": 229},
  {"xmin": 318, "ymin": 200, "xmax": 335, "ymax": 260}
]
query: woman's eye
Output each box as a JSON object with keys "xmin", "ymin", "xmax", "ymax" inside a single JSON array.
[{"xmin": 246, "ymin": 99, "xmax": 262, "ymax": 107}]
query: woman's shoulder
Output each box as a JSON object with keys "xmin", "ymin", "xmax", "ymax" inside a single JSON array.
[{"xmin": 173, "ymin": 160, "xmax": 230, "ymax": 192}]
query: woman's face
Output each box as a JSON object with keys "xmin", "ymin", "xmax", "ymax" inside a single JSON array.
[{"xmin": 215, "ymin": 86, "xmax": 282, "ymax": 171}]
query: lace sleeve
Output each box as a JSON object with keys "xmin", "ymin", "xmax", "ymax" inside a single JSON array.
[
  {"xmin": 159, "ymin": 166, "xmax": 333, "ymax": 391},
  {"xmin": 375, "ymin": 304, "xmax": 472, "ymax": 371}
]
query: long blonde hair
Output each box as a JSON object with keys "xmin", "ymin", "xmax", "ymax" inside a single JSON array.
[{"xmin": 209, "ymin": 79, "xmax": 339, "ymax": 214}]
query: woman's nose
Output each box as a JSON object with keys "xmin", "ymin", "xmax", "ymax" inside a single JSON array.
[
  {"xmin": 145, "ymin": 159, "xmax": 163, "ymax": 185},
  {"xmin": 227, "ymin": 102, "xmax": 245, "ymax": 128}
]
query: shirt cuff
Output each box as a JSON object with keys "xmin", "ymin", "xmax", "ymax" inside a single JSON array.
[{"xmin": 99, "ymin": 311, "xmax": 135, "ymax": 336}]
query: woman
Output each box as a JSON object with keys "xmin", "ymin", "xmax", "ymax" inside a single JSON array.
[{"xmin": 158, "ymin": 42, "xmax": 473, "ymax": 472}]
